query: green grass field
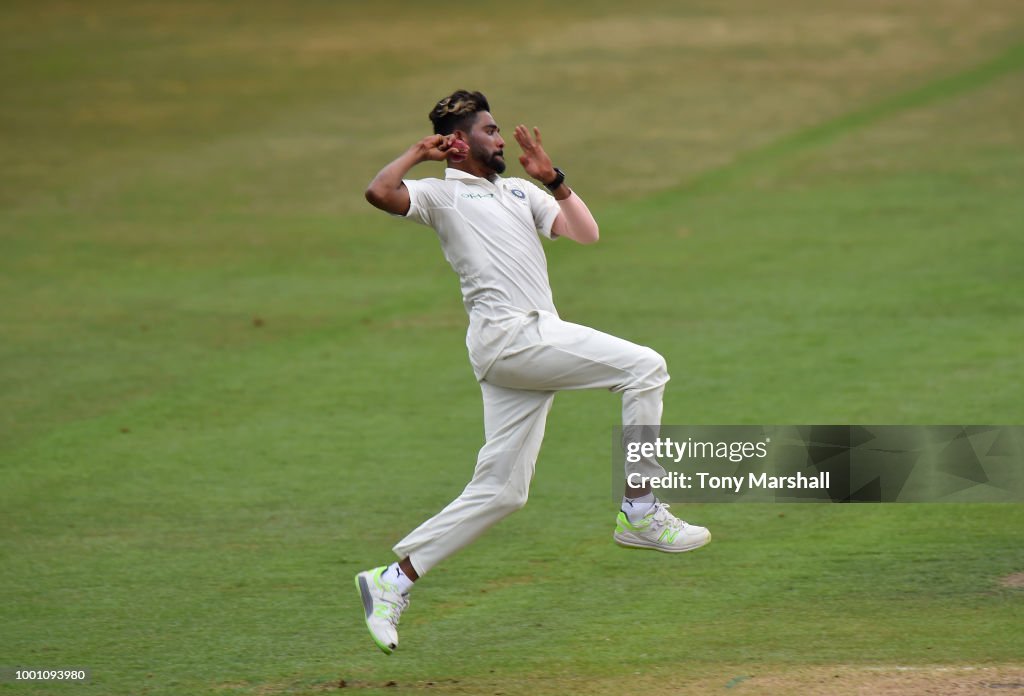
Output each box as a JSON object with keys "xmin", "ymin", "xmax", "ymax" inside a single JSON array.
[{"xmin": 2, "ymin": 1, "xmax": 1023, "ymax": 694}]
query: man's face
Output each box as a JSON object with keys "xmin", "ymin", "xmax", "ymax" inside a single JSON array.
[{"xmin": 462, "ymin": 111, "xmax": 506, "ymax": 175}]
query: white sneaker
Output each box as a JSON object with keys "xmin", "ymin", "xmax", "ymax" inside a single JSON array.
[
  {"xmin": 355, "ymin": 566, "xmax": 410, "ymax": 654},
  {"xmin": 614, "ymin": 501, "xmax": 711, "ymax": 553}
]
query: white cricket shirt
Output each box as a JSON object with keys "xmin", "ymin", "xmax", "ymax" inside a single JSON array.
[{"xmin": 402, "ymin": 168, "xmax": 561, "ymax": 379}]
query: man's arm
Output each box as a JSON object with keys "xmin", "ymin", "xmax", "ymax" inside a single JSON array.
[
  {"xmin": 365, "ymin": 134, "xmax": 457, "ymax": 215},
  {"xmin": 514, "ymin": 125, "xmax": 599, "ymax": 245},
  {"xmin": 548, "ymin": 189, "xmax": 599, "ymax": 244}
]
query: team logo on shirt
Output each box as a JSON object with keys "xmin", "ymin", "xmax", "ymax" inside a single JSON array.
[{"xmin": 510, "ymin": 188, "xmax": 526, "ymax": 199}]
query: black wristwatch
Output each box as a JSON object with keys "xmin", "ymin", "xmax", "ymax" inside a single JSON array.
[{"xmin": 544, "ymin": 167, "xmax": 566, "ymax": 192}]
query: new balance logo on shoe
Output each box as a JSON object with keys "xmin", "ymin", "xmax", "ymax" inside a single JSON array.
[{"xmin": 658, "ymin": 527, "xmax": 681, "ymax": 544}]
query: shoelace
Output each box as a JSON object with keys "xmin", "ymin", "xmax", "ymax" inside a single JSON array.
[
  {"xmin": 381, "ymin": 592, "xmax": 410, "ymax": 628},
  {"xmin": 650, "ymin": 503, "xmax": 688, "ymax": 532}
]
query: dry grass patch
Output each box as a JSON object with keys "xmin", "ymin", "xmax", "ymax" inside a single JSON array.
[{"xmin": 1000, "ymin": 572, "xmax": 1024, "ymax": 589}]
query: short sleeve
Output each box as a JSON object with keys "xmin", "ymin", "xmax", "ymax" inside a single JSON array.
[
  {"xmin": 523, "ymin": 180, "xmax": 561, "ymax": 239},
  {"xmin": 400, "ymin": 178, "xmax": 450, "ymax": 227}
]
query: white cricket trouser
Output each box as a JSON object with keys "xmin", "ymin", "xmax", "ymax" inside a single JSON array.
[{"xmin": 392, "ymin": 309, "xmax": 669, "ymax": 576}]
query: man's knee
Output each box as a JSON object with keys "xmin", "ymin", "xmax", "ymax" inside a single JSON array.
[
  {"xmin": 491, "ymin": 485, "xmax": 529, "ymax": 516},
  {"xmin": 632, "ymin": 347, "xmax": 669, "ymax": 390}
]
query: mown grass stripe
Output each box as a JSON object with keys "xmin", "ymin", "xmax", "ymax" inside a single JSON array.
[{"xmin": 670, "ymin": 41, "xmax": 1024, "ymax": 197}]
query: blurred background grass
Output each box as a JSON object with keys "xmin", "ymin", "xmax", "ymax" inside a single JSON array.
[{"xmin": 2, "ymin": 1, "xmax": 1023, "ymax": 694}]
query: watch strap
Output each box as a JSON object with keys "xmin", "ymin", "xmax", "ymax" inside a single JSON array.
[{"xmin": 544, "ymin": 168, "xmax": 566, "ymax": 192}]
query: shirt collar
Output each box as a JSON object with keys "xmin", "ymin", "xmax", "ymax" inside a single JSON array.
[{"xmin": 445, "ymin": 168, "xmax": 502, "ymax": 185}]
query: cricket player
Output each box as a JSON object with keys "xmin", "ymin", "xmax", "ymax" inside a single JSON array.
[{"xmin": 357, "ymin": 90, "xmax": 710, "ymax": 654}]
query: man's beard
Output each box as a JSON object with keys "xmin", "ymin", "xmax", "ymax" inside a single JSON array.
[
  {"xmin": 473, "ymin": 146, "xmax": 505, "ymax": 174},
  {"xmin": 488, "ymin": 153, "xmax": 507, "ymax": 174}
]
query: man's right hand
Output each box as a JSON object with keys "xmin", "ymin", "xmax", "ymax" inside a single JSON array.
[{"xmin": 415, "ymin": 134, "xmax": 463, "ymax": 162}]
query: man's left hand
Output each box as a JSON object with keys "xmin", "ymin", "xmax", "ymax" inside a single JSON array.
[{"xmin": 514, "ymin": 125, "xmax": 557, "ymax": 185}]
